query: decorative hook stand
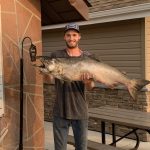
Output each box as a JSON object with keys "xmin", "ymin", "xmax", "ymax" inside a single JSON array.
[{"xmin": 19, "ymin": 37, "xmax": 37, "ymax": 150}]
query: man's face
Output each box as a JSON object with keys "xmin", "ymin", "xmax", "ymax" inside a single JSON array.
[{"xmin": 64, "ymin": 30, "xmax": 81, "ymax": 49}]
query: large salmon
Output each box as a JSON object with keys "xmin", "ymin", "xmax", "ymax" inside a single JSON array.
[{"xmin": 34, "ymin": 56, "xmax": 150, "ymax": 100}]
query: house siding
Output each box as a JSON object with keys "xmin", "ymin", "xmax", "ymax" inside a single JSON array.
[
  {"xmin": 89, "ymin": 0, "xmax": 150, "ymax": 13},
  {"xmin": 145, "ymin": 17, "xmax": 150, "ymax": 113},
  {"xmin": 42, "ymin": 19, "xmax": 143, "ymax": 79},
  {"xmin": 145, "ymin": 17, "xmax": 150, "ymax": 80}
]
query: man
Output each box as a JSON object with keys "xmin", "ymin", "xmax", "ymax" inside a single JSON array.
[{"xmin": 45, "ymin": 23, "xmax": 94, "ymax": 150}]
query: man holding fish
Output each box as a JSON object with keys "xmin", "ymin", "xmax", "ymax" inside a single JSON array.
[{"xmin": 44, "ymin": 23, "xmax": 94, "ymax": 150}]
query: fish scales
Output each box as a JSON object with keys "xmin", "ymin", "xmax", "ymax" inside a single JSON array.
[{"xmin": 54, "ymin": 57, "xmax": 129, "ymax": 87}]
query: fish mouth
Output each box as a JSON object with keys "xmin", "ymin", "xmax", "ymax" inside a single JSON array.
[
  {"xmin": 33, "ymin": 56, "xmax": 49, "ymax": 68},
  {"xmin": 39, "ymin": 64, "xmax": 45, "ymax": 68},
  {"xmin": 32, "ymin": 57, "xmax": 46, "ymax": 68},
  {"xmin": 32, "ymin": 64, "xmax": 45, "ymax": 68}
]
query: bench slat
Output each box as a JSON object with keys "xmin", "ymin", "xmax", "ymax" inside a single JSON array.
[
  {"xmin": 89, "ymin": 106, "xmax": 150, "ymax": 120},
  {"xmin": 67, "ymin": 135, "xmax": 123, "ymax": 150},
  {"xmin": 89, "ymin": 110, "xmax": 150, "ymax": 124},
  {"xmin": 89, "ymin": 112, "xmax": 150, "ymax": 130}
]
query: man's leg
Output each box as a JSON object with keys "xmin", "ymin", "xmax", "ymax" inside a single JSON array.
[
  {"xmin": 53, "ymin": 116, "xmax": 70, "ymax": 150},
  {"xmin": 71, "ymin": 119, "xmax": 88, "ymax": 150}
]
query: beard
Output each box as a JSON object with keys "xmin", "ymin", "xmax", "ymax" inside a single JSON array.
[{"xmin": 66, "ymin": 41, "xmax": 78, "ymax": 49}]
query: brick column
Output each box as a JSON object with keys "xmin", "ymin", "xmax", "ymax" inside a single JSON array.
[{"xmin": 0, "ymin": 0, "xmax": 44, "ymax": 149}]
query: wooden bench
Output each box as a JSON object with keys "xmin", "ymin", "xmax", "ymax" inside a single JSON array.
[
  {"xmin": 88, "ymin": 106, "xmax": 150, "ymax": 149},
  {"xmin": 67, "ymin": 135, "xmax": 123, "ymax": 150}
]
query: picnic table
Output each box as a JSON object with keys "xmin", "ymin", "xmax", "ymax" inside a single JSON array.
[{"xmin": 88, "ymin": 106, "xmax": 150, "ymax": 150}]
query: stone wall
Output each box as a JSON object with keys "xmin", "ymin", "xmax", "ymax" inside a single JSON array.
[
  {"xmin": 0, "ymin": 0, "xmax": 44, "ymax": 149},
  {"xmin": 44, "ymin": 83, "xmax": 150, "ymax": 141}
]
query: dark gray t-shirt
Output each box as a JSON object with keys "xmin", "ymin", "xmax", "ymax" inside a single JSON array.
[{"xmin": 50, "ymin": 49, "xmax": 90, "ymax": 119}]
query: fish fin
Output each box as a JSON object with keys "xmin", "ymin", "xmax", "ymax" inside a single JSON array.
[
  {"xmin": 85, "ymin": 54, "xmax": 102, "ymax": 62},
  {"xmin": 128, "ymin": 79, "xmax": 150, "ymax": 100},
  {"xmin": 135, "ymin": 79, "xmax": 150, "ymax": 90},
  {"xmin": 121, "ymin": 71, "xmax": 127, "ymax": 76},
  {"xmin": 128, "ymin": 87, "xmax": 137, "ymax": 101}
]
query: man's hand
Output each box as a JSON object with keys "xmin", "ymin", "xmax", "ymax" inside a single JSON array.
[
  {"xmin": 80, "ymin": 72, "xmax": 93, "ymax": 81},
  {"xmin": 80, "ymin": 72, "xmax": 95, "ymax": 90}
]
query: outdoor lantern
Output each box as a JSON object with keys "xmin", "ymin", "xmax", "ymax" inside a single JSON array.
[{"xmin": 29, "ymin": 43, "xmax": 37, "ymax": 62}]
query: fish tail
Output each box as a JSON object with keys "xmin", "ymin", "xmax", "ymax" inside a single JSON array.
[{"xmin": 128, "ymin": 79, "xmax": 150, "ymax": 100}]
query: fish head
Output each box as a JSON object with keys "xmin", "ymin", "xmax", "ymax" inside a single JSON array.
[{"xmin": 39, "ymin": 57, "xmax": 57, "ymax": 72}]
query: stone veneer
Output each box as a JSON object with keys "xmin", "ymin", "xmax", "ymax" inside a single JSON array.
[
  {"xmin": 0, "ymin": 0, "xmax": 44, "ymax": 149},
  {"xmin": 44, "ymin": 84, "xmax": 150, "ymax": 142}
]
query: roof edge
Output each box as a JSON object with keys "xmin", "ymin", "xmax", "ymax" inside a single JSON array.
[
  {"xmin": 42, "ymin": 3, "xmax": 150, "ymax": 30},
  {"xmin": 69, "ymin": 0, "xmax": 89, "ymax": 20},
  {"xmin": 89, "ymin": 2, "xmax": 150, "ymax": 19},
  {"xmin": 83, "ymin": 0, "xmax": 92, "ymax": 7}
]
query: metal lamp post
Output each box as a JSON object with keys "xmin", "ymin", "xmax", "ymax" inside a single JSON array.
[{"xmin": 19, "ymin": 37, "xmax": 37, "ymax": 150}]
